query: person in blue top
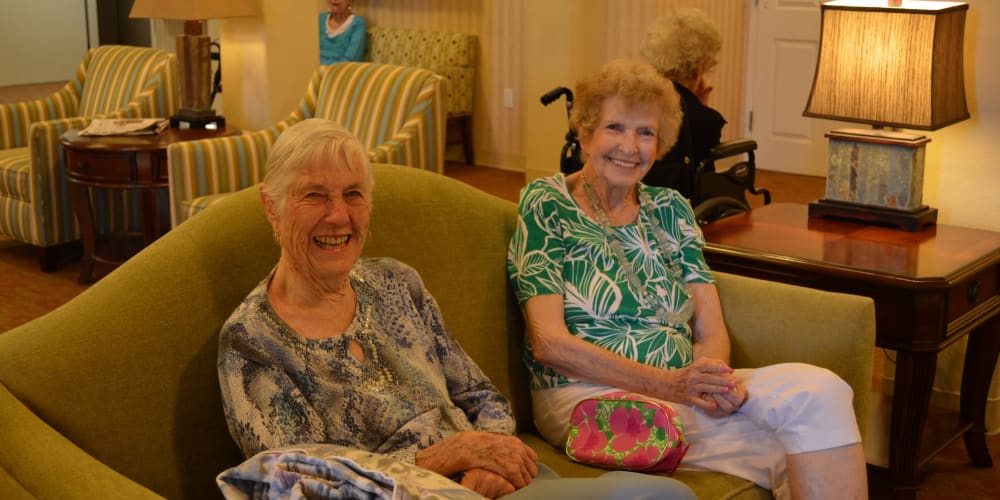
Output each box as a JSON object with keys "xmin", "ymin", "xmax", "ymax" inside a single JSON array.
[{"xmin": 319, "ymin": 0, "xmax": 367, "ymax": 65}]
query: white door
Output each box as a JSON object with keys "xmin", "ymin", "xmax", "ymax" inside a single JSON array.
[{"xmin": 746, "ymin": 0, "xmax": 844, "ymax": 177}]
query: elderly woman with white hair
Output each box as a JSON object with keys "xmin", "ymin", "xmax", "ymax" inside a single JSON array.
[{"xmin": 639, "ymin": 7, "xmax": 727, "ymax": 198}]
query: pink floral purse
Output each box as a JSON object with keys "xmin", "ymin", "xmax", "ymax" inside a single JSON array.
[{"xmin": 565, "ymin": 391, "xmax": 689, "ymax": 474}]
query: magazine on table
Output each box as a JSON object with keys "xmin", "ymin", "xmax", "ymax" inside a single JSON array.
[{"xmin": 79, "ymin": 118, "xmax": 169, "ymax": 136}]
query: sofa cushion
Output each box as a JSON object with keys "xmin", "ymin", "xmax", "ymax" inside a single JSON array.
[
  {"xmin": 0, "ymin": 147, "xmax": 31, "ymax": 202},
  {"xmin": 519, "ymin": 433, "xmax": 769, "ymax": 499}
]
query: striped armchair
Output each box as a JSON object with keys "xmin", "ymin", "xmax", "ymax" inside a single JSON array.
[
  {"xmin": 0, "ymin": 45, "xmax": 178, "ymax": 270},
  {"xmin": 367, "ymin": 27, "xmax": 477, "ymax": 164},
  {"xmin": 166, "ymin": 62, "xmax": 445, "ymax": 227}
]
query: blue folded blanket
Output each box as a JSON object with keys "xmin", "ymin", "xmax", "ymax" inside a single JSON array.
[{"xmin": 217, "ymin": 444, "xmax": 484, "ymax": 499}]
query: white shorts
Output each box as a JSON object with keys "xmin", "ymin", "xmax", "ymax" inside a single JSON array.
[{"xmin": 531, "ymin": 363, "xmax": 862, "ymax": 499}]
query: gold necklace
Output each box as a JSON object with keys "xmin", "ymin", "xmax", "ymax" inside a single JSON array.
[{"xmin": 338, "ymin": 272, "xmax": 397, "ymax": 392}]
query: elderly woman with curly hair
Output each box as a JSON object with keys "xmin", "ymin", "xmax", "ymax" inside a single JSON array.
[
  {"xmin": 639, "ymin": 7, "xmax": 727, "ymax": 198},
  {"xmin": 508, "ymin": 59, "xmax": 868, "ymax": 499}
]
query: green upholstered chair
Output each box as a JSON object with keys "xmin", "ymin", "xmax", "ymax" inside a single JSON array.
[
  {"xmin": 0, "ymin": 45, "xmax": 179, "ymax": 270},
  {"xmin": 367, "ymin": 27, "xmax": 477, "ymax": 164},
  {"xmin": 165, "ymin": 62, "xmax": 446, "ymax": 227},
  {"xmin": 0, "ymin": 165, "xmax": 876, "ymax": 499}
]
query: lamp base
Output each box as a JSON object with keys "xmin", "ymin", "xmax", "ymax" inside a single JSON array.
[
  {"xmin": 808, "ymin": 199, "xmax": 937, "ymax": 231},
  {"xmin": 170, "ymin": 110, "xmax": 225, "ymax": 130}
]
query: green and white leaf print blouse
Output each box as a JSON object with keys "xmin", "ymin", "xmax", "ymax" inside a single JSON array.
[{"xmin": 506, "ymin": 174, "xmax": 715, "ymax": 390}]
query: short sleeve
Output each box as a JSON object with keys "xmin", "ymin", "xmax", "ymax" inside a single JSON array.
[
  {"xmin": 506, "ymin": 181, "xmax": 568, "ymax": 304},
  {"xmin": 648, "ymin": 187, "xmax": 715, "ymax": 285}
]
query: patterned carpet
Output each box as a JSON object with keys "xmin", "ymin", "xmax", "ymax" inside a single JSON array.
[{"xmin": 0, "ymin": 236, "xmax": 88, "ymax": 333}]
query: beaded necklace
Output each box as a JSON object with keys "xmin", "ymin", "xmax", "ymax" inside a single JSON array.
[
  {"xmin": 580, "ymin": 175, "xmax": 694, "ymax": 326},
  {"xmin": 341, "ymin": 271, "xmax": 397, "ymax": 392}
]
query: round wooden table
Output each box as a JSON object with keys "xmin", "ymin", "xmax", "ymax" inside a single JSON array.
[{"xmin": 61, "ymin": 126, "xmax": 239, "ymax": 283}]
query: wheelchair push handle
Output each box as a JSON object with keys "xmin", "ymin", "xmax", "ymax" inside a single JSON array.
[{"xmin": 540, "ymin": 86, "xmax": 573, "ymax": 106}]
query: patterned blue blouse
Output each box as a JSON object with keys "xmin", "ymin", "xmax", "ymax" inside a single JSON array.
[
  {"xmin": 218, "ymin": 258, "xmax": 515, "ymax": 462},
  {"xmin": 506, "ymin": 175, "xmax": 715, "ymax": 390}
]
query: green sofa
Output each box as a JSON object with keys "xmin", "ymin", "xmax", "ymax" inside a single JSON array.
[{"xmin": 0, "ymin": 165, "xmax": 876, "ymax": 499}]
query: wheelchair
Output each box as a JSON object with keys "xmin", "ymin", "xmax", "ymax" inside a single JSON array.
[{"xmin": 540, "ymin": 87, "xmax": 771, "ymax": 225}]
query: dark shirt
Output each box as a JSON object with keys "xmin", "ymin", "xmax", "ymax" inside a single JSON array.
[{"xmin": 643, "ymin": 81, "xmax": 727, "ymax": 201}]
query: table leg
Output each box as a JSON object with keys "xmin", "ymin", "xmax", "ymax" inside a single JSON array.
[
  {"xmin": 139, "ymin": 189, "xmax": 161, "ymax": 245},
  {"xmin": 888, "ymin": 349, "xmax": 937, "ymax": 500},
  {"xmin": 67, "ymin": 180, "xmax": 96, "ymax": 284},
  {"xmin": 961, "ymin": 315, "xmax": 1000, "ymax": 467}
]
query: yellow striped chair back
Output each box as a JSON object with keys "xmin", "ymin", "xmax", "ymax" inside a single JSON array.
[
  {"xmin": 166, "ymin": 62, "xmax": 445, "ymax": 226},
  {"xmin": 78, "ymin": 45, "xmax": 178, "ymax": 118},
  {"xmin": 0, "ymin": 45, "xmax": 178, "ymax": 250},
  {"xmin": 312, "ymin": 62, "xmax": 445, "ymax": 168}
]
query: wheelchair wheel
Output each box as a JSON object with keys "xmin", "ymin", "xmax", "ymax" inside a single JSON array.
[{"xmin": 693, "ymin": 196, "xmax": 750, "ymax": 225}]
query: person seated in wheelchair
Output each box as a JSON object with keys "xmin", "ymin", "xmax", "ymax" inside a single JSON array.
[{"xmin": 638, "ymin": 8, "xmax": 725, "ymax": 200}]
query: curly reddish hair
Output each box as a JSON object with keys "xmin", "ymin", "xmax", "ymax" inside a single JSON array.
[{"xmin": 569, "ymin": 59, "xmax": 682, "ymax": 160}]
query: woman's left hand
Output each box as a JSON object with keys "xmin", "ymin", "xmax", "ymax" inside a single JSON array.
[
  {"xmin": 460, "ymin": 468, "xmax": 516, "ymax": 498},
  {"xmin": 415, "ymin": 430, "xmax": 538, "ymax": 489},
  {"xmin": 700, "ymin": 380, "xmax": 747, "ymax": 418}
]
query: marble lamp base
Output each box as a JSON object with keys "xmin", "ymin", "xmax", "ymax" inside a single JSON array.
[{"xmin": 808, "ymin": 129, "xmax": 937, "ymax": 231}]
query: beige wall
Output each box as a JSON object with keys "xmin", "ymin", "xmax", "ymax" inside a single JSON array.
[
  {"xmin": 214, "ymin": 1, "xmax": 745, "ymax": 175},
  {"xmin": 216, "ymin": 0, "xmax": 998, "ymax": 233},
  {"xmin": 0, "ymin": 1, "xmax": 92, "ymax": 86},
  {"xmin": 219, "ymin": 1, "xmax": 317, "ymax": 130},
  {"xmin": 151, "ymin": 0, "xmax": 746, "ymax": 169},
  {"xmin": 356, "ymin": 0, "xmax": 747, "ymax": 179},
  {"xmin": 923, "ymin": 0, "xmax": 1000, "ymax": 232}
]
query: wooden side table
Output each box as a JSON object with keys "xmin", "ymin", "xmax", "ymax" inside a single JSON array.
[
  {"xmin": 61, "ymin": 127, "xmax": 239, "ymax": 283},
  {"xmin": 700, "ymin": 203, "xmax": 1000, "ymax": 499}
]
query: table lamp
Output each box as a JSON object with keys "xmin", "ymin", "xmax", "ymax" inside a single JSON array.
[
  {"xmin": 130, "ymin": 0, "xmax": 258, "ymax": 129},
  {"xmin": 802, "ymin": 0, "xmax": 969, "ymax": 231}
]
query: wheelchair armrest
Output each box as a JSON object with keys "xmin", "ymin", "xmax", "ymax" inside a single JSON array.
[{"xmin": 707, "ymin": 138, "xmax": 757, "ymax": 160}]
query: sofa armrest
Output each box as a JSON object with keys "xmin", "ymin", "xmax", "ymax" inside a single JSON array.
[
  {"xmin": 166, "ymin": 127, "xmax": 282, "ymax": 226},
  {"xmin": 0, "ymin": 383, "xmax": 160, "ymax": 499},
  {"xmin": 18, "ymin": 116, "xmax": 93, "ymax": 246},
  {"xmin": 714, "ymin": 271, "xmax": 876, "ymax": 434},
  {"xmin": 0, "ymin": 82, "xmax": 80, "ymax": 150},
  {"xmin": 370, "ymin": 74, "xmax": 446, "ymax": 174}
]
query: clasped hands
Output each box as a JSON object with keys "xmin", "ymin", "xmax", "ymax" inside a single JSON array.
[
  {"xmin": 678, "ymin": 357, "xmax": 747, "ymax": 418},
  {"xmin": 415, "ymin": 430, "xmax": 538, "ymax": 498}
]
